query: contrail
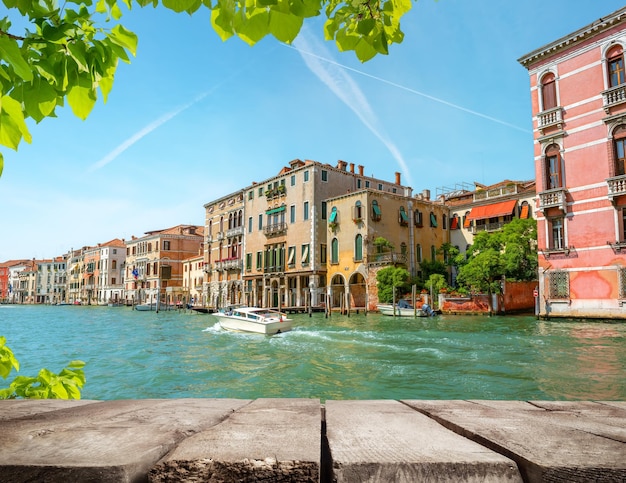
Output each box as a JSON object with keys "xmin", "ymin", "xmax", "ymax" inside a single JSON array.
[
  {"xmin": 88, "ymin": 91, "xmax": 210, "ymax": 171},
  {"xmin": 293, "ymin": 30, "xmax": 414, "ymax": 186},
  {"xmin": 284, "ymin": 43, "xmax": 531, "ymax": 134}
]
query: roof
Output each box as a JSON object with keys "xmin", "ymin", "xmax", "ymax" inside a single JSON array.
[{"xmin": 518, "ymin": 6, "xmax": 626, "ymax": 67}]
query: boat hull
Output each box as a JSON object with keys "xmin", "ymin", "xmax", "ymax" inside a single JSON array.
[
  {"xmin": 377, "ymin": 304, "xmax": 430, "ymax": 317},
  {"xmin": 214, "ymin": 314, "xmax": 293, "ymax": 335}
]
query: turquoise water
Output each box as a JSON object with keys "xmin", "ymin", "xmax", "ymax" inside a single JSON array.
[{"xmin": 1, "ymin": 305, "xmax": 625, "ymax": 401}]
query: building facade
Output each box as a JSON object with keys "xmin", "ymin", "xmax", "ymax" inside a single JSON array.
[
  {"xmin": 98, "ymin": 239, "xmax": 126, "ymax": 305},
  {"xmin": 519, "ymin": 6, "xmax": 626, "ymax": 318},
  {"xmin": 124, "ymin": 225, "xmax": 204, "ymax": 306}
]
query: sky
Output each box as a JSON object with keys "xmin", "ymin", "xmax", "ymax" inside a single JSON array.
[{"xmin": 2, "ymin": 0, "xmax": 625, "ymax": 261}]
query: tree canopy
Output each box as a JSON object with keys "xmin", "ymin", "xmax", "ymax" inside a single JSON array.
[
  {"xmin": 455, "ymin": 218, "xmax": 538, "ymax": 294},
  {"xmin": 0, "ymin": 0, "xmax": 413, "ymax": 174}
]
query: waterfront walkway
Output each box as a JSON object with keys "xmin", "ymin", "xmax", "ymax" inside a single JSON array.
[{"xmin": 0, "ymin": 399, "xmax": 624, "ymax": 482}]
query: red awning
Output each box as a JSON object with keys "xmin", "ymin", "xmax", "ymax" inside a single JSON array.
[{"xmin": 467, "ymin": 200, "xmax": 517, "ymax": 221}]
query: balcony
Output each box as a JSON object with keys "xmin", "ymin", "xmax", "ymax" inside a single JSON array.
[
  {"xmin": 215, "ymin": 259, "xmax": 242, "ymax": 271},
  {"xmin": 536, "ymin": 106, "xmax": 563, "ymax": 134},
  {"xmin": 602, "ymin": 84, "xmax": 626, "ymax": 113},
  {"xmin": 538, "ymin": 187, "xmax": 567, "ymax": 212},
  {"xmin": 206, "ymin": 235, "xmax": 213, "ymax": 243},
  {"xmin": 216, "ymin": 232, "xmax": 225, "ymax": 241},
  {"xmin": 473, "ymin": 221, "xmax": 505, "ymax": 234},
  {"xmin": 264, "ymin": 222, "xmax": 287, "ymax": 237},
  {"xmin": 226, "ymin": 226, "xmax": 244, "ymax": 238},
  {"xmin": 371, "ymin": 252, "xmax": 407, "ymax": 266},
  {"xmin": 263, "ymin": 265, "xmax": 285, "ymax": 274},
  {"xmin": 607, "ymin": 174, "xmax": 626, "ymax": 203},
  {"xmin": 265, "ymin": 186, "xmax": 286, "ymax": 200},
  {"xmin": 474, "ymin": 184, "xmax": 518, "ymax": 201}
]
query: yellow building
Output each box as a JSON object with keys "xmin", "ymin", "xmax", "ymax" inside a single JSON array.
[{"xmin": 325, "ymin": 189, "xmax": 450, "ymax": 311}]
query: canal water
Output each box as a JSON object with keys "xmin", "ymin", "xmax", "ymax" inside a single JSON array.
[{"xmin": 1, "ymin": 305, "xmax": 624, "ymax": 401}]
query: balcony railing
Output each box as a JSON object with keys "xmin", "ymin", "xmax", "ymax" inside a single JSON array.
[
  {"xmin": 215, "ymin": 259, "xmax": 242, "ymax": 271},
  {"xmin": 265, "ymin": 186, "xmax": 286, "ymax": 200},
  {"xmin": 602, "ymin": 84, "xmax": 626, "ymax": 113},
  {"xmin": 474, "ymin": 184, "xmax": 518, "ymax": 201},
  {"xmin": 473, "ymin": 221, "xmax": 505, "ymax": 233},
  {"xmin": 206, "ymin": 235, "xmax": 213, "ymax": 243},
  {"xmin": 264, "ymin": 222, "xmax": 287, "ymax": 237},
  {"xmin": 263, "ymin": 264, "xmax": 285, "ymax": 274},
  {"xmin": 607, "ymin": 174, "xmax": 626, "ymax": 202},
  {"xmin": 226, "ymin": 226, "xmax": 244, "ymax": 237},
  {"xmin": 539, "ymin": 187, "xmax": 567, "ymax": 212},
  {"xmin": 372, "ymin": 252, "xmax": 408, "ymax": 265},
  {"xmin": 216, "ymin": 232, "xmax": 225, "ymax": 241},
  {"xmin": 537, "ymin": 106, "xmax": 563, "ymax": 133}
]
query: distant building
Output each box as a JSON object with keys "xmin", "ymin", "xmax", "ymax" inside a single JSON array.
[
  {"xmin": 182, "ymin": 252, "xmax": 205, "ymax": 306},
  {"xmin": 98, "ymin": 239, "xmax": 126, "ymax": 305},
  {"xmin": 519, "ymin": 6, "xmax": 626, "ymax": 318},
  {"xmin": 124, "ymin": 225, "xmax": 204, "ymax": 306}
]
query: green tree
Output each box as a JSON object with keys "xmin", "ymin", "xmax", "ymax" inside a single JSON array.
[
  {"xmin": 0, "ymin": 336, "xmax": 86, "ymax": 399},
  {"xmin": 376, "ymin": 265, "xmax": 409, "ymax": 303},
  {"xmin": 0, "ymin": 0, "xmax": 413, "ymax": 174}
]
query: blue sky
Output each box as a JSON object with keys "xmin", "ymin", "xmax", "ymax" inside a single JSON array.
[{"xmin": 2, "ymin": 0, "xmax": 625, "ymax": 261}]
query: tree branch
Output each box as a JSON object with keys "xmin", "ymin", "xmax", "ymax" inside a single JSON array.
[{"xmin": 0, "ymin": 29, "xmax": 26, "ymax": 41}]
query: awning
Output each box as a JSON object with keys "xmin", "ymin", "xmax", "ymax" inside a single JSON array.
[
  {"xmin": 329, "ymin": 208, "xmax": 338, "ymax": 223},
  {"xmin": 467, "ymin": 200, "xmax": 517, "ymax": 221},
  {"xmin": 450, "ymin": 216, "xmax": 459, "ymax": 230},
  {"xmin": 520, "ymin": 204, "xmax": 530, "ymax": 219},
  {"xmin": 430, "ymin": 213, "xmax": 438, "ymax": 227},
  {"xmin": 266, "ymin": 205, "xmax": 286, "ymax": 215}
]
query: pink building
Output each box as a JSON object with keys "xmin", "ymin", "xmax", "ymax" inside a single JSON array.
[{"xmin": 519, "ymin": 7, "xmax": 626, "ymax": 319}]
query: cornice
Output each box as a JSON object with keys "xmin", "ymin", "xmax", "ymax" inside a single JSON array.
[{"xmin": 518, "ymin": 6, "xmax": 626, "ymax": 68}]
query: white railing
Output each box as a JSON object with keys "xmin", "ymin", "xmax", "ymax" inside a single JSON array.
[
  {"xmin": 226, "ymin": 226, "xmax": 244, "ymax": 237},
  {"xmin": 537, "ymin": 106, "xmax": 563, "ymax": 131},
  {"xmin": 602, "ymin": 85, "xmax": 626, "ymax": 113},
  {"xmin": 607, "ymin": 174, "xmax": 626, "ymax": 201},
  {"xmin": 538, "ymin": 187, "xmax": 567, "ymax": 212},
  {"xmin": 474, "ymin": 184, "xmax": 518, "ymax": 201}
]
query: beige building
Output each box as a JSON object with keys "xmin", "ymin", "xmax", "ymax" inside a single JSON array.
[
  {"xmin": 66, "ymin": 248, "xmax": 85, "ymax": 304},
  {"xmin": 124, "ymin": 225, "xmax": 204, "ymax": 306},
  {"xmin": 203, "ymin": 158, "xmax": 413, "ymax": 310},
  {"xmin": 98, "ymin": 238, "xmax": 126, "ymax": 305},
  {"xmin": 325, "ymin": 188, "xmax": 450, "ymax": 311},
  {"xmin": 182, "ymin": 252, "xmax": 205, "ymax": 306}
]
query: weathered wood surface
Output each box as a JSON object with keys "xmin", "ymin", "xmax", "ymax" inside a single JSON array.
[{"xmin": 0, "ymin": 399, "xmax": 624, "ymax": 482}]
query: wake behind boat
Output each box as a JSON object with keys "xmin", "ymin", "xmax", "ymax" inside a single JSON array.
[{"xmin": 214, "ymin": 305, "xmax": 293, "ymax": 335}]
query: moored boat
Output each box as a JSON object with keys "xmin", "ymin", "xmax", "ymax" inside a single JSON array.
[
  {"xmin": 377, "ymin": 301, "xmax": 436, "ymax": 317},
  {"xmin": 214, "ymin": 305, "xmax": 293, "ymax": 335}
]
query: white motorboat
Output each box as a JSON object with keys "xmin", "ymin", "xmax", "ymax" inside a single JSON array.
[
  {"xmin": 134, "ymin": 303, "xmax": 156, "ymax": 311},
  {"xmin": 377, "ymin": 302, "xmax": 436, "ymax": 317},
  {"xmin": 214, "ymin": 306, "xmax": 293, "ymax": 335}
]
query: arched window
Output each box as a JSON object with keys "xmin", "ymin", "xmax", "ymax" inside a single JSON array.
[
  {"xmin": 608, "ymin": 45, "xmax": 625, "ymax": 88},
  {"xmin": 331, "ymin": 238, "xmax": 339, "ymax": 264},
  {"xmin": 544, "ymin": 144, "xmax": 562, "ymax": 189},
  {"xmin": 540, "ymin": 72, "xmax": 557, "ymax": 111},
  {"xmin": 371, "ymin": 200, "xmax": 381, "ymax": 221},
  {"xmin": 354, "ymin": 235, "xmax": 363, "ymax": 261},
  {"xmin": 431, "ymin": 245, "xmax": 436, "ymax": 261},
  {"xmin": 442, "ymin": 214, "xmax": 447, "ymax": 230},
  {"xmin": 519, "ymin": 201, "xmax": 531, "ymax": 219},
  {"xmin": 400, "ymin": 242, "xmax": 407, "ymax": 255},
  {"xmin": 613, "ymin": 125, "xmax": 626, "ymax": 177},
  {"xmin": 238, "ymin": 210, "xmax": 243, "ymax": 227},
  {"xmin": 353, "ymin": 201, "xmax": 363, "ymax": 221},
  {"xmin": 463, "ymin": 211, "xmax": 471, "ymax": 229},
  {"xmin": 416, "ymin": 244, "xmax": 422, "ymax": 262},
  {"xmin": 228, "ymin": 213, "xmax": 233, "ymax": 230}
]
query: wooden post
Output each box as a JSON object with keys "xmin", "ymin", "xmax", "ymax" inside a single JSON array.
[{"xmin": 392, "ymin": 286, "xmax": 396, "ymax": 317}]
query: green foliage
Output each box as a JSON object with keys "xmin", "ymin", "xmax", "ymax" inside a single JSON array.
[
  {"xmin": 373, "ymin": 236, "xmax": 394, "ymax": 252},
  {"xmin": 455, "ymin": 218, "xmax": 538, "ymax": 294},
  {"xmin": 376, "ymin": 265, "xmax": 409, "ymax": 303},
  {"xmin": 0, "ymin": 336, "xmax": 86, "ymax": 400},
  {"xmin": 419, "ymin": 258, "xmax": 447, "ymax": 282},
  {"xmin": 1, "ymin": 0, "xmax": 414, "ymax": 167},
  {"xmin": 425, "ymin": 273, "xmax": 447, "ymax": 293}
]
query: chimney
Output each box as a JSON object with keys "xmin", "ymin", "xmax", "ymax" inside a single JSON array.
[
  {"xmin": 422, "ymin": 189, "xmax": 431, "ymax": 201},
  {"xmin": 358, "ymin": 165, "xmax": 364, "ymax": 176},
  {"xmin": 395, "ymin": 172, "xmax": 401, "ymax": 185},
  {"xmin": 337, "ymin": 160, "xmax": 347, "ymax": 171},
  {"xmin": 349, "ymin": 163, "xmax": 355, "ymax": 173}
]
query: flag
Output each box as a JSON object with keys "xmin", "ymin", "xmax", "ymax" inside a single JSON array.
[{"xmin": 132, "ymin": 268, "xmax": 139, "ymax": 280}]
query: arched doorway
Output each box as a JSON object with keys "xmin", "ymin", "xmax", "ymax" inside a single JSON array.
[
  {"xmin": 349, "ymin": 272, "xmax": 367, "ymax": 309},
  {"xmin": 330, "ymin": 274, "xmax": 345, "ymax": 310}
]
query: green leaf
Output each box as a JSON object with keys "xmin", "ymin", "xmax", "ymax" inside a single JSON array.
[
  {"xmin": 0, "ymin": 95, "xmax": 32, "ymax": 150},
  {"xmin": 67, "ymin": 73, "xmax": 97, "ymax": 120},
  {"xmin": 0, "ymin": 36, "xmax": 33, "ymax": 82},
  {"xmin": 211, "ymin": 6, "xmax": 235, "ymax": 41},
  {"xmin": 356, "ymin": 18, "xmax": 375, "ymax": 35},
  {"xmin": 234, "ymin": 9, "xmax": 270, "ymax": 45},
  {"xmin": 23, "ymin": 78, "xmax": 59, "ymax": 122},
  {"xmin": 68, "ymin": 41, "xmax": 89, "ymax": 72},
  {"xmin": 0, "ymin": 153, "xmax": 3, "ymax": 178},
  {"xmin": 109, "ymin": 24, "xmax": 138, "ymax": 56},
  {"xmin": 269, "ymin": 9, "xmax": 303, "ymax": 43},
  {"xmin": 162, "ymin": 0, "xmax": 197, "ymax": 12}
]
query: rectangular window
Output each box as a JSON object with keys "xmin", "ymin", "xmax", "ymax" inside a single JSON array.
[
  {"xmin": 621, "ymin": 208, "xmax": 626, "ymax": 242},
  {"xmin": 112, "ymin": 277, "xmax": 116, "ymax": 285},
  {"xmin": 259, "ymin": 187, "xmax": 264, "ymax": 196},
  {"xmin": 258, "ymin": 214, "xmax": 263, "ymax": 230},
  {"xmin": 248, "ymin": 190, "xmax": 254, "ymax": 200},
  {"xmin": 430, "ymin": 213, "xmax": 438, "ymax": 228},
  {"xmin": 321, "ymin": 169, "xmax": 328, "ymax": 182},
  {"xmin": 112, "ymin": 260, "xmax": 117, "ymax": 270},
  {"xmin": 547, "ymin": 154, "xmax": 561, "ymax": 189},
  {"xmin": 304, "ymin": 170, "xmax": 309, "ymax": 182},
  {"xmin": 248, "ymin": 216, "xmax": 253, "ymax": 233},
  {"xmin": 550, "ymin": 217, "xmax": 564, "ymax": 249},
  {"xmin": 301, "ymin": 244, "xmax": 310, "ymax": 265},
  {"xmin": 378, "ymin": 183, "xmax": 383, "ymax": 190},
  {"xmin": 542, "ymin": 79, "xmax": 557, "ymax": 110},
  {"xmin": 290, "ymin": 174, "xmax": 296, "ymax": 186},
  {"xmin": 256, "ymin": 251, "xmax": 263, "ymax": 270},
  {"xmin": 320, "ymin": 244, "xmax": 327, "ymax": 264},
  {"xmin": 303, "ymin": 201, "xmax": 309, "ymax": 221},
  {"xmin": 288, "ymin": 246, "xmax": 296, "ymax": 267},
  {"xmin": 365, "ymin": 180, "xmax": 370, "ymax": 188},
  {"xmin": 246, "ymin": 253, "xmax": 252, "ymax": 271},
  {"xmin": 416, "ymin": 244, "xmax": 422, "ymax": 263},
  {"xmin": 290, "ymin": 205, "xmax": 296, "ymax": 223},
  {"xmin": 321, "ymin": 201, "xmax": 327, "ymax": 220},
  {"xmin": 615, "ymin": 138, "xmax": 626, "ymax": 176},
  {"xmin": 357, "ymin": 179, "xmax": 362, "ymax": 189},
  {"xmin": 163, "ymin": 241, "xmax": 170, "ymax": 251}
]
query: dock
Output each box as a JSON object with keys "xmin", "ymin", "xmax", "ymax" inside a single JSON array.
[{"xmin": 0, "ymin": 399, "xmax": 624, "ymax": 482}]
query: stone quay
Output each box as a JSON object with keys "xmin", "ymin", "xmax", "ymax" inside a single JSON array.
[{"xmin": 0, "ymin": 398, "xmax": 624, "ymax": 482}]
